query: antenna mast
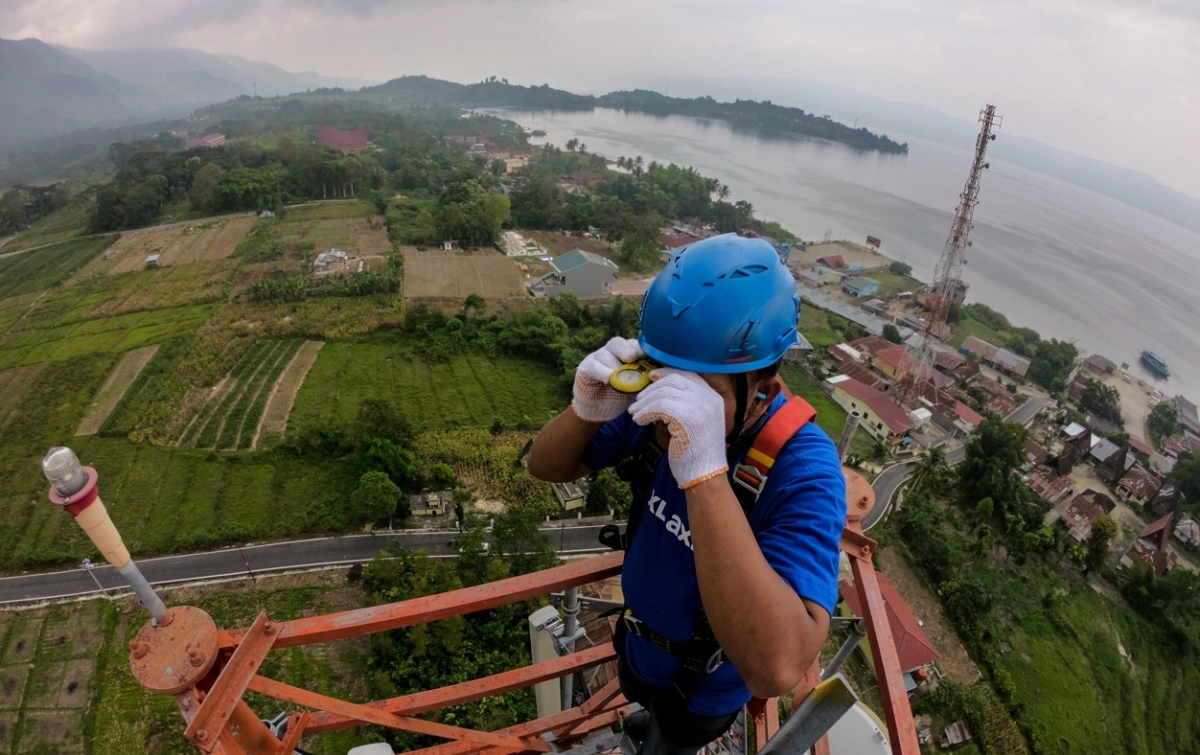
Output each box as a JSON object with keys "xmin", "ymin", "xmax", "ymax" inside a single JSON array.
[{"xmin": 899, "ymin": 105, "xmax": 1000, "ymax": 402}]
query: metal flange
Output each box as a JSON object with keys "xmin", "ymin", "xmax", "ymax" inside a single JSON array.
[
  {"xmin": 129, "ymin": 606, "xmax": 220, "ymax": 695},
  {"xmin": 844, "ymin": 468, "xmax": 875, "ymax": 523}
]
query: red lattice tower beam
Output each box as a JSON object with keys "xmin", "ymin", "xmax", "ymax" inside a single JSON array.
[{"xmin": 899, "ymin": 105, "xmax": 1001, "ymax": 402}]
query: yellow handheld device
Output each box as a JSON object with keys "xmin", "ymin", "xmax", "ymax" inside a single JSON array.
[{"xmin": 609, "ymin": 360, "xmax": 656, "ymax": 394}]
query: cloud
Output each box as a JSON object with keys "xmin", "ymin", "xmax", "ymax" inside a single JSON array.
[{"xmin": 2, "ymin": 0, "xmax": 1200, "ymax": 195}]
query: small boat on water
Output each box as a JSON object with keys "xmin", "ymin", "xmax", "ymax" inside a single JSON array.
[
  {"xmin": 1141, "ymin": 349, "xmax": 1170, "ymax": 378},
  {"xmin": 530, "ymin": 129, "xmax": 547, "ymax": 137}
]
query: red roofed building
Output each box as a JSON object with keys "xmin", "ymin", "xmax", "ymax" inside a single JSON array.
[
  {"xmin": 1122, "ymin": 513, "xmax": 1178, "ymax": 576},
  {"xmin": 848, "ymin": 335, "xmax": 896, "ymax": 361},
  {"xmin": 826, "ymin": 375, "xmax": 913, "ymax": 442},
  {"xmin": 317, "ymin": 124, "xmax": 369, "ymax": 151},
  {"xmin": 1026, "ymin": 467, "xmax": 1075, "ymax": 502},
  {"xmin": 840, "ymin": 574, "xmax": 939, "ymax": 674},
  {"xmin": 1058, "ymin": 490, "xmax": 1116, "ymax": 542},
  {"xmin": 1116, "ymin": 466, "xmax": 1162, "ymax": 507},
  {"xmin": 817, "ymin": 254, "xmax": 846, "ymax": 269},
  {"xmin": 660, "ymin": 231, "xmax": 703, "ymax": 250}
]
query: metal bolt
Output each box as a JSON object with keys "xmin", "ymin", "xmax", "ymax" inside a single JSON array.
[
  {"xmin": 187, "ymin": 648, "xmax": 206, "ymax": 668},
  {"xmin": 858, "ymin": 494, "xmax": 870, "ymax": 509},
  {"xmin": 130, "ymin": 641, "xmax": 150, "ymax": 660},
  {"xmin": 263, "ymin": 621, "xmax": 275, "ymax": 635},
  {"xmin": 860, "ymin": 545, "xmax": 872, "ymax": 557},
  {"xmin": 158, "ymin": 609, "xmax": 175, "ymax": 627},
  {"xmin": 195, "ymin": 730, "xmax": 209, "ymax": 742}
]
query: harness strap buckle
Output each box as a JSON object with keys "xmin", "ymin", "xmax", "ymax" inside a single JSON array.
[
  {"xmin": 732, "ymin": 462, "xmax": 767, "ymax": 497},
  {"xmin": 622, "ymin": 611, "xmax": 645, "ymax": 637}
]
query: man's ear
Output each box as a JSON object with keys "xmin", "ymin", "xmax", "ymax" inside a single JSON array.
[{"xmin": 756, "ymin": 375, "xmax": 784, "ymax": 405}]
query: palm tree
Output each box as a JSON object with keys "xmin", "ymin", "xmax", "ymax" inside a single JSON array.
[
  {"xmin": 717, "ymin": 183, "xmax": 731, "ymax": 202},
  {"xmin": 647, "ymin": 160, "xmax": 661, "ymax": 172},
  {"xmin": 566, "ymin": 138, "xmax": 579, "ymax": 153},
  {"xmin": 634, "ymin": 155, "xmax": 644, "ymax": 170},
  {"xmin": 616, "ymin": 157, "xmax": 627, "ymax": 170},
  {"xmin": 578, "ymin": 142, "xmax": 587, "ymax": 154}
]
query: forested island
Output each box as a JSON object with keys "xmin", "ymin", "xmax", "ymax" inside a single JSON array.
[{"xmin": 365, "ymin": 76, "xmax": 908, "ymax": 154}]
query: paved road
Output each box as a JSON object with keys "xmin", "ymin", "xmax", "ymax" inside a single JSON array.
[
  {"xmin": 863, "ymin": 394, "xmax": 1049, "ymax": 530},
  {"xmin": 0, "ymin": 524, "xmax": 612, "ymax": 606}
]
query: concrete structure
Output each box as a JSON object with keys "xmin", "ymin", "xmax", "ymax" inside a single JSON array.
[
  {"xmin": 842, "ymin": 276, "xmax": 880, "ymax": 298},
  {"xmin": 317, "ymin": 124, "xmax": 369, "ymax": 151},
  {"xmin": 500, "ymin": 231, "xmax": 543, "ymax": 257},
  {"xmin": 608, "ymin": 279, "xmax": 650, "ymax": 298},
  {"xmin": 503, "ymin": 157, "xmax": 529, "ymax": 173},
  {"xmin": 409, "ymin": 490, "xmax": 452, "ymax": 516},
  {"xmin": 312, "ymin": 248, "xmax": 349, "ymax": 274},
  {"xmin": 552, "ymin": 481, "xmax": 585, "ymax": 511},
  {"xmin": 826, "ymin": 375, "xmax": 913, "ymax": 442},
  {"xmin": 527, "ymin": 249, "xmax": 618, "ymax": 298},
  {"xmin": 1059, "ymin": 490, "xmax": 1116, "ymax": 542},
  {"xmin": 186, "ymin": 132, "xmax": 226, "ymax": 149},
  {"xmin": 145, "ymin": 254, "xmax": 161, "ymax": 269},
  {"xmin": 960, "ymin": 335, "xmax": 1031, "ymax": 377},
  {"xmin": 797, "ymin": 265, "xmax": 836, "ymax": 288},
  {"xmin": 1121, "ymin": 513, "xmax": 1178, "ymax": 575}
]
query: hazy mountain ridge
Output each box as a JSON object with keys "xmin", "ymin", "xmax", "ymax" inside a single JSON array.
[{"xmin": 0, "ymin": 37, "xmax": 377, "ymax": 154}]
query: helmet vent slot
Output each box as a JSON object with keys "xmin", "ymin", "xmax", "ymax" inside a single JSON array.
[{"xmin": 721, "ymin": 264, "xmax": 769, "ymax": 279}]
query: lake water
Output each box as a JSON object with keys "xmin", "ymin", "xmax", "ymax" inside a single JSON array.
[{"xmin": 495, "ymin": 108, "xmax": 1200, "ymax": 403}]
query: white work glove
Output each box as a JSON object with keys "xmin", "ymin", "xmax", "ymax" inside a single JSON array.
[
  {"xmin": 628, "ymin": 369, "xmax": 728, "ymax": 489},
  {"xmin": 571, "ymin": 337, "xmax": 647, "ymax": 423}
]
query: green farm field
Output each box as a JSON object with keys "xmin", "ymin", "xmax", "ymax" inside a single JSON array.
[
  {"xmin": 0, "ymin": 303, "xmax": 219, "ymax": 371},
  {"xmin": 289, "ymin": 341, "xmax": 569, "ymax": 432},
  {"xmin": 0, "ymin": 235, "xmax": 117, "ymax": 300},
  {"xmin": 0, "ymin": 576, "xmax": 373, "ymax": 755},
  {"xmin": 0, "ymin": 435, "xmax": 356, "ymax": 567},
  {"xmin": 181, "ymin": 338, "xmax": 304, "ymax": 450}
]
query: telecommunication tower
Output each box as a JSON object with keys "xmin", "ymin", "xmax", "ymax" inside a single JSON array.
[{"xmin": 899, "ymin": 105, "xmax": 1000, "ymax": 403}]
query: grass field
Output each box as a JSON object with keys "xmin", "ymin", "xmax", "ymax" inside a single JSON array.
[
  {"xmin": 0, "ymin": 303, "xmax": 219, "ymax": 371},
  {"xmin": 996, "ymin": 583, "xmax": 1200, "ymax": 755},
  {"xmin": 862, "ymin": 270, "xmax": 923, "ymax": 297},
  {"xmin": 0, "ymin": 577, "xmax": 373, "ymax": 755},
  {"xmin": 0, "ymin": 200, "xmax": 95, "ymax": 254},
  {"xmin": 289, "ymin": 341, "xmax": 569, "ymax": 432},
  {"xmin": 0, "ymin": 236, "xmax": 116, "ymax": 300},
  {"xmin": 780, "ymin": 364, "xmax": 879, "ymax": 461},
  {"xmin": 0, "ymin": 436, "xmax": 356, "ymax": 567},
  {"xmin": 799, "ymin": 304, "xmax": 842, "ymax": 350},
  {"xmin": 947, "ymin": 308, "xmax": 1006, "ymax": 349}
]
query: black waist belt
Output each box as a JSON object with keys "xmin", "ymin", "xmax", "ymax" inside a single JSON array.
[{"xmin": 615, "ymin": 610, "xmax": 726, "ymax": 679}]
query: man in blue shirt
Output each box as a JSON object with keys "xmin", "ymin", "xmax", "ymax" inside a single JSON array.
[{"xmin": 528, "ymin": 234, "xmax": 846, "ymax": 754}]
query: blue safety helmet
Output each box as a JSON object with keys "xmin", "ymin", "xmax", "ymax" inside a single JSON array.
[{"xmin": 638, "ymin": 233, "xmax": 801, "ymax": 374}]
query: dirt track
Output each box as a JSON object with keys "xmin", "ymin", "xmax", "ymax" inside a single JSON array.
[
  {"xmin": 255, "ymin": 340, "xmax": 323, "ymax": 446},
  {"xmin": 75, "ymin": 345, "xmax": 159, "ymax": 435}
]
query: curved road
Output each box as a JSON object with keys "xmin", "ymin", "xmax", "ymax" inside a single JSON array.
[
  {"xmin": 863, "ymin": 395, "xmax": 1050, "ymax": 530},
  {"xmin": 0, "ymin": 524, "xmax": 611, "ymax": 606}
]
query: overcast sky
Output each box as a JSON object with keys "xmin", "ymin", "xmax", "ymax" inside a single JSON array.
[{"xmin": 5, "ymin": 0, "xmax": 1200, "ymax": 198}]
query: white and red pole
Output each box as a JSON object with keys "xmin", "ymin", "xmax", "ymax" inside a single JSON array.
[{"xmin": 42, "ymin": 446, "xmax": 166, "ymax": 621}]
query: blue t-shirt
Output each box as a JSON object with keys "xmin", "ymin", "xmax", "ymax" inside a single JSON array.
[{"xmin": 581, "ymin": 394, "xmax": 847, "ymax": 716}]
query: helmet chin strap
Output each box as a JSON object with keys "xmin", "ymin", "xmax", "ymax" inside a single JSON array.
[{"xmin": 726, "ymin": 373, "xmax": 752, "ymax": 447}]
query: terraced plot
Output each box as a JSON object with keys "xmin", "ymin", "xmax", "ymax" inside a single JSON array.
[
  {"xmin": 180, "ymin": 339, "xmax": 305, "ymax": 450},
  {"xmin": 78, "ymin": 216, "xmax": 255, "ymax": 277}
]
